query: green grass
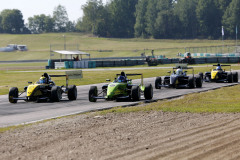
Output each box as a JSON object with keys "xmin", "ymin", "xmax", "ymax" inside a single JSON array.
[
  {"xmin": 0, "ymin": 33, "xmax": 236, "ymax": 60},
  {"xmin": 1, "ymin": 63, "xmax": 240, "ymax": 95},
  {"xmin": 96, "ymin": 84, "xmax": 240, "ymax": 115}
]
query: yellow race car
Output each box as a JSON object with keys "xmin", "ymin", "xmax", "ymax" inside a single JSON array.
[
  {"xmin": 204, "ymin": 64, "xmax": 238, "ymax": 83},
  {"xmin": 9, "ymin": 71, "xmax": 82, "ymax": 103}
]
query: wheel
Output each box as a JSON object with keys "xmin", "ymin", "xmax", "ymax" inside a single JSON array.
[
  {"xmin": 9, "ymin": 87, "xmax": 18, "ymax": 103},
  {"xmin": 227, "ymin": 72, "xmax": 233, "ymax": 83},
  {"xmin": 131, "ymin": 86, "xmax": 140, "ymax": 101},
  {"xmin": 144, "ymin": 84, "xmax": 153, "ymax": 100},
  {"xmin": 233, "ymin": 72, "xmax": 238, "ymax": 82},
  {"xmin": 155, "ymin": 77, "xmax": 162, "ymax": 89},
  {"xmin": 195, "ymin": 75, "xmax": 202, "ymax": 88},
  {"xmin": 199, "ymin": 72, "xmax": 203, "ymax": 80},
  {"xmin": 89, "ymin": 86, "xmax": 98, "ymax": 102},
  {"xmin": 68, "ymin": 85, "xmax": 77, "ymax": 100},
  {"xmin": 188, "ymin": 76, "xmax": 195, "ymax": 88},
  {"xmin": 51, "ymin": 86, "xmax": 62, "ymax": 102}
]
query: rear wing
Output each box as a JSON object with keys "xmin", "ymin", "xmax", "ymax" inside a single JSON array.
[
  {"xmin": 213, "ymin": 65, "xmax": 231, "ymax": 66},
  {"xmin": 212, "ymin": 64, "xmax": 231, "ymax": 71},
  {"xmin": 116, "ymin": 73, "xmax": 143, "ymax": 85},
  {"xmin": 50, "ymin": 70, "xmax": 83, "ymax": 87}
]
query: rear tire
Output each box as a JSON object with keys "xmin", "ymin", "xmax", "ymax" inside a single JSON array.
[
  {"xmin": 155, "ymin": 77, "xmax": 162, "ymax": 89},
  {"xmin": 89, "ymin": 86, "xmax": 98, "ymax": 102},
  {"xmin": 9, "ymin": 87, "xmax": 18, "ymax": 103},
  {"xmin": 51, "ymin": 86, "xmax": 62, "ymax": 102},
  {"xmin": 131, "ymin": 86, "xmax": 140, "ymax": 101},
  {"xmin": 196, "ymin": 75, "xmax": 202, "ymax": 88},
  {"xmin": 68, "ymin": 85, "xmax": 77, "ymax": 100},
  {"xmin": 144, "ymin": 84, "xmax": 153, "ymax": 100}
]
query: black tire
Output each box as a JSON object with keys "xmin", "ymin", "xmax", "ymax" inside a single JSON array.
[
  {"xmin": 199, "ymin": 72, "xmax": 203, "ymax": 80},
  {"xmin": 89, "ymin": 86, "xmax": 98, "ymax": 102},
  {"xmin": 233, "ymin": 72, "xmax": 238, "ymax": 82},
  {"xmin": 196, "ymin": 75, "xmax": 202, "ymax": 88},
  {"xmin": 9, "ymin": 87, "xmax": 18, "ymax": 103},
  {"xmin": 227, "ymin": 72, "xmax": 233, "ymax": 83},
  {"xmin": 131, "ymin": 86, "xmax": 140, "ymax": 101},
  {"xmin": 144, "ymin": 84, "xmax": 153, "ymax": 100},
  {"xmin": 188, "ymin": 76, "xmax": 195, "ymax": 88},
  {"xmin": 68, "ymin": 85, "xmax": 77, "ymax": 100},
  {"xmin": 155, "ymin": 77, "xmax": 162, "ymax": 89},
  {"xmin": 51, "ymin": 86, "xmax": 62, "ymax": 102}
]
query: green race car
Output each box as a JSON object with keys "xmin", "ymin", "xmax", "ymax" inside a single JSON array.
[{"xmin": 88, "ymin": 72, "xmax": 153, "ymax": 102}]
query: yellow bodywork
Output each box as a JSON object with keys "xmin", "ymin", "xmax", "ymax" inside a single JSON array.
[
  {"xmin": 27, "ymin": 84, "xmax": 42, "ymax": 97},
  {"xmin": 211, "ymin": 70, "xmax": 218, "ymax": 79}
]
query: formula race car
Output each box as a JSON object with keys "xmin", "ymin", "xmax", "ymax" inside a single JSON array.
[
  {"xmin": 155, "ymin": 64, "xmax": 202, "ymax": 89},
  {"xmin": 204, "ymin": 64, "xmax": 238, "ymax": 83},
  {"xmin": 88, "ymin": 71, "xmax": 153, "ymax": 102},
  {"xmin": 9, "ymin": 70, "xmax": 82, "ymax": 103}
]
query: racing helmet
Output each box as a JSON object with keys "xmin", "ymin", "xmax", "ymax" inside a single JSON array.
[
  {"xmin": 39, "ymin": 76, "xmax": 47, "ymax": 84},
  {"xmin": 216, "ymin": 66, "xmax": 221, "ymax": 70},
  {"xmin": 118, "ymin": 75, "xmax": 125, "ymax": 82},
  {"xmin": 176, "ymin": 69, "xmax": 183, "ymax": 75}
]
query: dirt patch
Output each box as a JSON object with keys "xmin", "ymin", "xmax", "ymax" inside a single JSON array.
[{"xmin": 1, "ymin": 111, "xmax": 240, "ymax": 160}]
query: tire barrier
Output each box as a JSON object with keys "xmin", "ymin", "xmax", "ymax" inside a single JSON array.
[
  {"xmin": 50, "ymin": 57, "xmax": 240, "ymax": 69},
  {"xmin": 51, "ymin": 59, "xmax": 145, "ymax": 69}
]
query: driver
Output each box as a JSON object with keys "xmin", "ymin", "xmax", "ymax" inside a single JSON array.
[
  {"xmin": 176, "ymin": 66, "xmax": 183, "ymax": 75},
  {"xmin": 216, "ymin": 64, "xmax": 222, "ymax": 70},
  {"xmin": 117, "ymin": 71, "xmax": 127, "ymax": 82},
  {"xmin": 39, "ymin": 76, "xmax": 47, "ymax": 84}
]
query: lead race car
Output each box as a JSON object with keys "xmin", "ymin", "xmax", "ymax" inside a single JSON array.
[
  {"xmin": 9, "ymin": 70, "xmax": 82, "ymax": 103},
  {"xmin": 88, "ymin": 71, "xmax": 153, "ymax": 102},
  {"xmin": 204, "ymin": 64, "xmax": 238, "ymax": 83},
  {"xmin": 155, "ymin": 64, "xmax": 202, "ymax": 89}
]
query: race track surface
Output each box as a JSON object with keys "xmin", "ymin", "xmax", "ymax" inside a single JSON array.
[{"xmin": 0, "ymin": 76, "xmax": 239, "ymax": 127}]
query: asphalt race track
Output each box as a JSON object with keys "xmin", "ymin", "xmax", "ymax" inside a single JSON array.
[{"xmin": 0, "ymin": 76, "xmax": 239, "ymax": 127}]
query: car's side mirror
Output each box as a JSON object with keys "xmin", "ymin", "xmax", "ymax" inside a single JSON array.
[
  {"xmin": 28, "ymin": 82, "xmax": 32, "ymax": 84},
  {"xmin": 167, "ymin": 71, "xmax": 171, "ymax": 73},
  {"xmin": 106, "ymin": 79, "xmax": 111, "ymax": 81}
]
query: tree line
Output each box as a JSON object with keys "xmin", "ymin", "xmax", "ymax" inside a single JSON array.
[{"xmin": 0, "ymin": 0, "xmax": 240, "ymax": 39}]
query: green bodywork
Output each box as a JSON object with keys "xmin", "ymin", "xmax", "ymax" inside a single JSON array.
[
  {"xmin": 106, "ymin": 82, "xmax": 129, "ymax": 99},
  {"xmin": 105, "ymin": 74, "xmax": 145, "ymax": 99}
]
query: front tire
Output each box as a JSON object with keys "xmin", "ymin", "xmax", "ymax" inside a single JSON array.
[
  {"xmin": 233, "ymin": 72, "xmax": 238, "ymax": 82},
  {"xmin": 68, "ymin": 85, "xmax": 77, "ymax": 100},
  {"xmin": 188, "ymin": 76, "xmax": 195, "ymax": 88},
  {"xmin": 51, "ymin": 86, "xmax": 62, "ymax": 102},
  {"xmin": 196, "ymin": 75, "xmax": 202, "ymax": 88},
  {"xmin": 89, "ymin": 86, "xmax": 98, "ymax": 102},
  {"xmin": 131, "ymin": 86, "xmax": 140, "ymax": 101},
  {"xmin": 9, "ymin": 87, "xmax": 18, "ymax": 103},
  {"xmin": 155, "ymin": 77, "xmax": 162, "ymax": 89},
  {"xmin": 144, "ymin": 84, "xmax": 153, "ymax": 100},
  {"xmin": 227, "ymin": 72, "xmax": 233, "ymax": 83}
]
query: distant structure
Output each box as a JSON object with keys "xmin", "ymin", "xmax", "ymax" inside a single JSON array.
[{"xmin": 0, "ymin": 44, "xmax": 28, "ymax": 52}]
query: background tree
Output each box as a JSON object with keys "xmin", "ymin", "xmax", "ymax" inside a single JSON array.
[
  {"xmin": 222, "ymin": 0, "xmax": 240, "ymax": 38},
  {"xmin": 108, "ymin": 0, "xmax": 138, "ymax": 38},
  {"xmin": 174, "ymin": 0, "xmax": 198, "ymax": 38},
  {"xmin": 1, "ymin": 9, "xmax": 24, "ymax": 33},
  {"xmin": 134, "ymin": 0, "xmax": 148, "ymax": 38},
  {"xmin": 27, "ymin": 14, "xmax": 54, "ymax": 33},
  {"xmin": 196, "ymin": 0, "xmax": 221, "ymax": 39},
  {"xmin": 53, "ymin": 5, "xmax": 69, "ymax": 32}
]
